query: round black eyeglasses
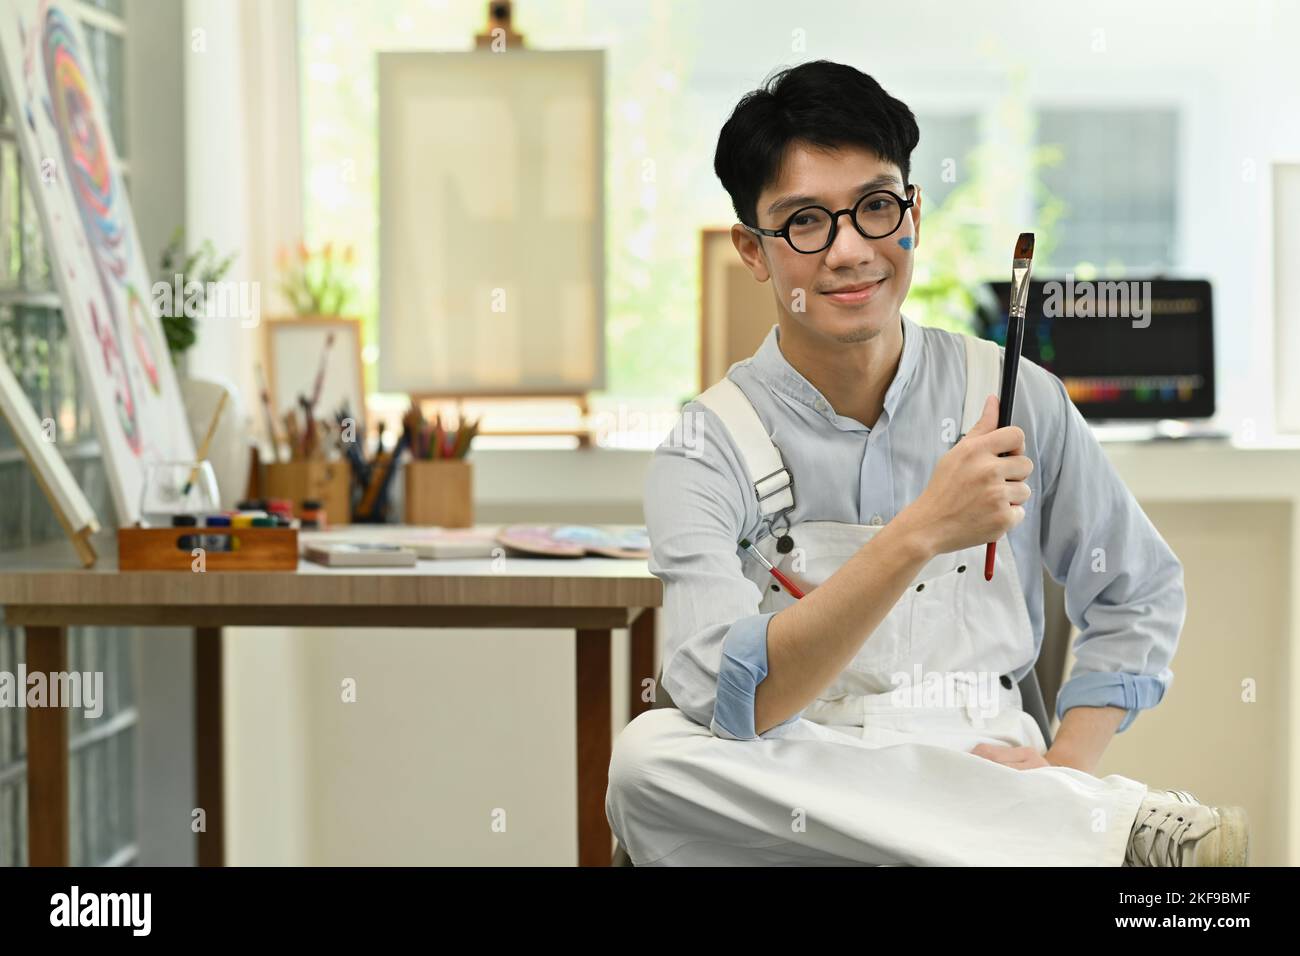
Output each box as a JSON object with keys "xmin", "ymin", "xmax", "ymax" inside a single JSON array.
[{"xmin": 742, "ymin": 185, "xmax": 917, "ymax": 254}]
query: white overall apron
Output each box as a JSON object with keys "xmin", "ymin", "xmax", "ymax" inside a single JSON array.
[{"xmin": 607, "ymin": 333, "xmax": 1149, "ymax": 865}]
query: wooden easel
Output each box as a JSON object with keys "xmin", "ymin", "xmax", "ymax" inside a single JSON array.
[
  {"xmin": 408, "ymin": 393, "xmax": 595, "ymax": 449},
  {"xmin": 474, "ymin": 1, "xmax": 526, "ymax": 49},
  {"xmin": 29, "ymin": 456, "xmax": 98, "ymax": 567},
  {"xmin": 0, "ymin": 360, "xmax": 99, "ymax": 567}
]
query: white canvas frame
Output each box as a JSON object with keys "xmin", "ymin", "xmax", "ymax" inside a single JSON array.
[{"xmin": 377, "ymin": 49, "xmax": 605, "ymax": 396}]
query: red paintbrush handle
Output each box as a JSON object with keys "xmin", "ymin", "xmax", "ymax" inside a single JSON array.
[
  {"xmin": 984, "ymin": 541, "xmax": 996, "ymax": 580},
  {"xmin": 770, "ymin": 566, "xmax": 806, "ymax": 599}
]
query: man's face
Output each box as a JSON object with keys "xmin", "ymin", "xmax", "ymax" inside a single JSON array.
[{"xmin": 733, "ymin": 142, "xmax": 921, "ymax": 345}]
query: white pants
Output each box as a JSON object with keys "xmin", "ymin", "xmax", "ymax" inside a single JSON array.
[{"xmin": 606, "ymin": 704, "xmax": 1150, "ymax": 866}]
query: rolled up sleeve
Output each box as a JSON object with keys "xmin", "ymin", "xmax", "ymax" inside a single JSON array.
[
  {"xmin": 1030, "ymin": 363, "xmax": 1186, "ymax": 734},
  {"xmin": 644, "ymin": 401, "xmax": 805, "ymax": 740}
]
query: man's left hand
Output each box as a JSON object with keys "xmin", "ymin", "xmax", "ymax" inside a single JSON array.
[{"xmin": 968, "ymin": 743, "xmax": 1078, "ymax": 771}]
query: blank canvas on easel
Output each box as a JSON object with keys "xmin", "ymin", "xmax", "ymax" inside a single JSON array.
[{"xmin": 377, "ymin": 49, "xmax": 605, "ymax": 396}]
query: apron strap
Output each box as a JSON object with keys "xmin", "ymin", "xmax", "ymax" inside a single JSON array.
[
  {"xmin": 696, "ymin": 378, "xmax": 794, "ymax": 518},
  {"xmin": 960, "ymin": 334, "xmax": 1005, "ymax": 439}
]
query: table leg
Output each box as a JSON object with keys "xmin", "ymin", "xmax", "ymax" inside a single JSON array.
[
  {"xmin": 629, "ymin": 608, "xmax": 656, "ymax": 721},
  {"xmin": 195, "ymin": 626, "xmax": 224, "ymax": 867},
  {"xmin": 575, "ymin": 627, "xmax": 611, "ymax": 866},
  {"xmin": 25, "ymin": 626, "xmax": 68, "ymax": 866}
]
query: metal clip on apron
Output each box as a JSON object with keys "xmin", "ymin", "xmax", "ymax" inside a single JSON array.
[{"xmin": 697, "ymin": 334, "xmax": 1045, "ymax": 752}]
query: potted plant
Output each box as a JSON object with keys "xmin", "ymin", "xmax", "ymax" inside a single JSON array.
[
  {"xmin": 276, "ymin": 240, "xmax": 357, "ymax": 317},
  {"xmin": 156, "ymin": 226, "xmax": 238, "ymax": 369}
]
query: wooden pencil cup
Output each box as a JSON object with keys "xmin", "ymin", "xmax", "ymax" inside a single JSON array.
[
  {"xmin": 405, "ymin": 459, "xmax": 474, "ymax": 528},
  {"xmin": 262, "ymin": 460, "xmax": 352, "ymax": 526}
]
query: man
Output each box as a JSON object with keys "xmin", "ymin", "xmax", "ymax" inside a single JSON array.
[{"xmin": 605, "ymin": 60, "xmax": 1247, "ymax": 866}]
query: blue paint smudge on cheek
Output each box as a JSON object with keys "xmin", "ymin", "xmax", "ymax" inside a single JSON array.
[{"xmin": 897, "ymin": 236, "xmax": 914, "ymax": 251}]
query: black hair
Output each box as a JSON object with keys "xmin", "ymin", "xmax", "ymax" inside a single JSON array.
[{"xmin": 713, "ymin": 60, "xmax": 920, "ymax": 227}]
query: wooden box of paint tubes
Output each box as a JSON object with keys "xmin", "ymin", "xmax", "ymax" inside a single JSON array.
[{"xmin": 118, "ymin": 505, "xmax": 299, "ymax": 571}]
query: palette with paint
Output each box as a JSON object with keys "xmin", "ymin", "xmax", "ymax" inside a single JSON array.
[{"xmin": 495, "ymin": 525, "xmax": 650, "ymax": 559}]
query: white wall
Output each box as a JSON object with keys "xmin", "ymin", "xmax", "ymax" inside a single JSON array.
[
  {"xmin": 183, "ymin": 0, "xmax": 251, "ymax": 395},
  {"xmin": 183, "ymin": 0, "xmax": 301, "ymax": 412}
]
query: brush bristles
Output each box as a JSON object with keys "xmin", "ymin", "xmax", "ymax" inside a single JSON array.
[{"xmin": 1014, "ymin": 232, "xmax": 1035, "ymax": 260}]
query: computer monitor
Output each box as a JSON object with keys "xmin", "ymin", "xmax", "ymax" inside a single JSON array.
[{"xmin": 977, "ymin": 278, "xmax": 1216, "ymax": 422}]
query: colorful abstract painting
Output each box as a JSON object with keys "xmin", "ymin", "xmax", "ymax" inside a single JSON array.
[{"xmin": 0, "ymin": 0, "xmax": 194, "ymax": 526}]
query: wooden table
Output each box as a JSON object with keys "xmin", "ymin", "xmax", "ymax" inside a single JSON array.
[{"xmin": 0, "ymin": 531, "xmax": 662, "ymax": 867}]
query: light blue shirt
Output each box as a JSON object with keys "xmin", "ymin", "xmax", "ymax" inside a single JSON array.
[{"xmin": 644, "ymin": 315, "xmax": 1185, "ymax": 740}]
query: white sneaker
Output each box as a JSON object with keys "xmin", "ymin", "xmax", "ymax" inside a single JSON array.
[{"xmin": 1124, "ymin": 788, "xmax": 1249, "ymax": 867}]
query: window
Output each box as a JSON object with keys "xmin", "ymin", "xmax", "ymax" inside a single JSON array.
[
  {"xmin": 911, "ymin": 113, "xmax": 980, "ymax": 213},
  {"xmin": 1036, "ymin": 108, "xmax": 1178, "ymax": 273},
  {"xmin": 0, "ymin": 0, "xmax": 137, "ymax": 867}
]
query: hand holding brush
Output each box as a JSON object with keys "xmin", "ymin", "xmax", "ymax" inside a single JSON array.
[{"xmin": 985, "ymin": 232, "xmax": 1034, "ymax": 581}]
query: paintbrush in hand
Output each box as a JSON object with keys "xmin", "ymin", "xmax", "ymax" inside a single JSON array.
[{"xmin": 985, "ymin": 232, "xmax": 1033, "ymax": 581}]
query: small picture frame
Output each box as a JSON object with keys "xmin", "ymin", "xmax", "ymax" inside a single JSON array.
[
  {"xmin": 699, "ymin": 227, "xmax": 779, "ymax": 392},
  {"xmin": 263, "ymin": 316, "xmax": 367, "ymax": 427}
]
